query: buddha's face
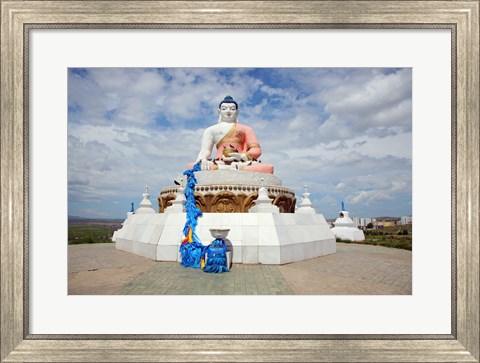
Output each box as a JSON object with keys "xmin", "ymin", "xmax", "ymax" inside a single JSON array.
[{"xmin": 218, "ymin": 102, "xmax": 238, "ymax": 123}]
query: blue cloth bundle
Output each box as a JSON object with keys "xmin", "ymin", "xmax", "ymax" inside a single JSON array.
[
  {"xmin": 179, "ymin": 240, "xmax": 205, "ymax": 268},
  {"xmin": 203, "ymin": 238, "xmax": 229, "ymax": 273}
]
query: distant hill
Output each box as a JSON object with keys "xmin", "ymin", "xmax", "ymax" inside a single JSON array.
[
  {"xmin": 68, "ymin": 215, "xmax": 86, "ymax": 220},
  {"xmin": 68, "ymin": 216, "xmax": 124, "ymax": 223}
]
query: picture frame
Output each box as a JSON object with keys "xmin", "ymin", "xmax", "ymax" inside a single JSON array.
[{"xmin": 1, "ymin": 1, "xmax": 478, "ymax": 362}]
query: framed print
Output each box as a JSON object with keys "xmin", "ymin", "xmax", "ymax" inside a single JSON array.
[{"xmin": 1, "ymin": 1, "xmax": 479, "ymax": 362}]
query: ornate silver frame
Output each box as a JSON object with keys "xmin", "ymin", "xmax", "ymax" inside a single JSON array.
[{"xmin": 1, "ymin": 1, "xmax": 479, "ymax": 362}]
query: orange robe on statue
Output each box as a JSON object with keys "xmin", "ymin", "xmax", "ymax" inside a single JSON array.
[
  {"xmin": 214, "ymin": 123, "xmax": 273, "ymax": 174},
  {"xmin": 188, "ymin": 123, "xmax": 274, "ymax": 174}
]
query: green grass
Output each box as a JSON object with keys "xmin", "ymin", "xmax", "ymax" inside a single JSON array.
[
  {"xmin": 68, "ymin": 221, "xmax": 123, "ymax": 245},
  {"xmin": 337, "ymin": 225, "xmax": 412, "ymax": 251}
]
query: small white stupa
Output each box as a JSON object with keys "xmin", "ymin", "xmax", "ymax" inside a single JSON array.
[
  {"xmin": 249, "ymin": 178, "xmax": 279, "ymax": 213},
  {"xmin": 296, "ymin": 185, "xmax": 316, "ymax": 214},
  {"xmin": 135, "ymin": 186, "xmax": 156, "ymax": 214},
  {"xmin": 165, "ymin": 178, "xmax": 186, "ymax": 214},
  {"xmin": 331, "ymin": 202, "xmax": 365, "ymax": 242}
]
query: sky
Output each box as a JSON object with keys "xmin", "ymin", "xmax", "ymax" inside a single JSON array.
[{"xmin": 68, "ymin": 67, "xmax": 412, "ymax": 220}]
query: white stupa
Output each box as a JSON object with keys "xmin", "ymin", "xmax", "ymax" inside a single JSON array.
[
  {"xmin": 165, "ymin": 178, "xmax": 186, "ymax": 214},
  {"xmin": 248, "ymin": 178, "xmax": 279, "ymax": 213},
  {"xmin": 331, "ymin": 204, "xmax": 365, "ymax": 242},
  {"xmin": 296, "ymin": 185, "xmax": 316, "ymax": 214},
  {"xmin": 135, "ymin": 186, "xmax": 155, "ymax": 214}
]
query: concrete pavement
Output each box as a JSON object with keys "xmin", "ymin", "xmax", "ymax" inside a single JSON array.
[{"xmin": 68, "ymin": 243, "xmax": 411, "ymax": 295}]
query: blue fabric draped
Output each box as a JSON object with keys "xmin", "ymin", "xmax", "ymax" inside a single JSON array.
[
  {"xmin": 203, "ymin": 238, "xmax": 229, "ymax": 273},
  {"xmin": 179, "ymin": 162, "xmax": 205, "ymax": 268},
  {"xmin": 179, "ymin": 162, "xmax": 229, "ymax": 273},
  {"xmin": 179, "ymin": 239, "xmax": 204, "ymax": 269},
  {"xmin": 182, "ymin": 162, "xmax": 202, "ymax": 244}
]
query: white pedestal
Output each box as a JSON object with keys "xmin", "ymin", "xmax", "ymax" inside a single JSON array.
[
  {"xmin": 331, "ymin": 226, "xmax": 365, "ymax": 242},
  {"xmin": 114, "ymin": 212, "xmax": 336, "ymax": 265}
]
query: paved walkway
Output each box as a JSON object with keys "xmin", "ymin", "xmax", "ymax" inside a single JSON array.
[{"xmin": 68, "ymin": 243, "xmax": 411, "ymax": 295}]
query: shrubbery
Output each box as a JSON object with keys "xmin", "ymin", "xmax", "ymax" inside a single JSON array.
[
  {"xmin": 336, "ymin": 228, "xmax": 412, "ymax": 251},
  {"xmin": 68, "ymin": 223, "xmax": 121, "ymax": 245},
  {"xmin": 364, "ymin": 230, "xmax": 385, "ymax": 236}
]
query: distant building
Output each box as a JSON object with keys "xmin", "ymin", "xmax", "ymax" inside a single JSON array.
[
  {"xmin": 378, "ymin": 220, "xmax": 396, "ymax": 227},
  {"xmin": 353, "ymin": 217, "xmax": 410, "ymax": 229},
  {"xmin": 353, "ymin": 217, "xmax": 373, "ymax": 228}
]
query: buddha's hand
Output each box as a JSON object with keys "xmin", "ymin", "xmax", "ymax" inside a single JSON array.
[
  {"xmin": 223, "ymin": 152, "xmax": 248, "ymax": 162},
  {"xmin": 200, "ymin": 159, "xmax": 210, "ymax": 170}
]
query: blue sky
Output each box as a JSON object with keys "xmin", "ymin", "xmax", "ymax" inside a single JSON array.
[{"xmin": 68, "ymin": 67, "xmax": 412, "ymax": 220}]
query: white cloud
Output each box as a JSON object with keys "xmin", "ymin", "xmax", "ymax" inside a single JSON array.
[
  {"xmin": 336, "ymin": 182, "xmax": 346, "ymax": 190},
  {"xmin": 68, "ymin": 123, "xmax": 203, "ymax": 208},
  {"xmin": 319, "ymin": 195, "xmax": 338, "ymax": 207}
]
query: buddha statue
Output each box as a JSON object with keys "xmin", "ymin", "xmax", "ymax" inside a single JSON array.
[{"xmin": 189, "ymin": 96, "xmax": 274, "ymax": 174}]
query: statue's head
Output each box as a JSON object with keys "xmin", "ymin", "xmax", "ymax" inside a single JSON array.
[{"xmin": 218, "ymin": 95, "xmax": 239, "ymax": 123}]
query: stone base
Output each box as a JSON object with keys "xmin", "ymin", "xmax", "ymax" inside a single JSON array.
[
  {"xmin": 159, "ymin": 170, "xmax": 296, "ymax": 213},
  {"xmin": 113, "ymin": 212, "xmax": 336, "ymax": 265},
  {"xmin": 331, "ymin": 226, "xmax": 365, "ymax": 242}
]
